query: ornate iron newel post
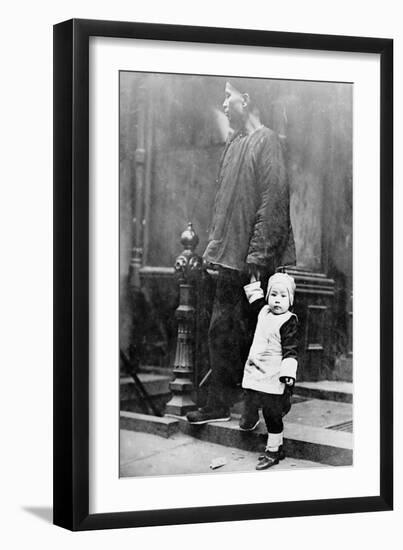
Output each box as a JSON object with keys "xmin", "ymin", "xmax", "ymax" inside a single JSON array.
[{"xmin": 165, "ymin": 223, "xmax": 203, "ymax": 417}]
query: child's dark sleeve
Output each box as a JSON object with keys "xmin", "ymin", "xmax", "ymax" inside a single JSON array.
[
  {"xmin": 279, "ymin": 315, "xmax": 299, "ymax": 382},
  {"xmin": 243, "ymin": 281, "xmax": 266, "ymax": 315}
]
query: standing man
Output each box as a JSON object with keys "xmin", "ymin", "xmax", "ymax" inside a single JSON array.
[{"xmin": 187, "ymin": 79, "xmax": 296, "ymax": 424}]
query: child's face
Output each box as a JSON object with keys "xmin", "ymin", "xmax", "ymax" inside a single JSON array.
[{"xmin": 268, "ymin": 284, "xmax": 290, "ymax": 314}]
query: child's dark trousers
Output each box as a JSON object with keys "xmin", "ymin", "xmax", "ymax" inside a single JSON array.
[{"xmin": 243, "ymin": 388, "xmax": 292, "ymax": 434}]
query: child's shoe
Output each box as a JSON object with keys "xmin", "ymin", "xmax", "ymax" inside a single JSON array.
[
  {"xmin": 255, "ymin": 449, "xmax": 281, "ymax": 470},
  {"xmin": 257, "ymin": 445, "xmax": 285, "ymax": 462},
  {"xmin": 239, "ymin": 414, "xmax": 260, "ymax": 431}
]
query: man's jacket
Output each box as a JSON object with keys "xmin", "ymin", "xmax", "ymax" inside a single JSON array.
[{"xmin": 203, "ymin": 126, "xmax": 296, "ymax": 272}]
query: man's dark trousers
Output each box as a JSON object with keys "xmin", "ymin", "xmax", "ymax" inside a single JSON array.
[{"xmin": 205, "ymin": 268, "xmax": 255, "ymax": 411}]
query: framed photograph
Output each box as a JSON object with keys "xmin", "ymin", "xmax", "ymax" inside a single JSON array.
[{"xmin": 53, "ymin": 19, "xmax": 393, "ymax": 530}]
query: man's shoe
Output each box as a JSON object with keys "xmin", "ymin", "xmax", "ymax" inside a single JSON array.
[
  {"xmin": 186, "ymin": 407, "xmax": 231, "ymax": 425},
  {"xmin": 256, "ymin": 450, "xmax": 281, "ymax": 470},
  {"xmin": 239, "ymin": 416, "xmax": 260, "ymax": 431}
]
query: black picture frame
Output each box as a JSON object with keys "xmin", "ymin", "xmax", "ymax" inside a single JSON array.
[{"xmin": 53, "ymin": 18, "xmax": 393, "ymax": 531}]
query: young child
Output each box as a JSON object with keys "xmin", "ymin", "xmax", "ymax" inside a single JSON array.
[{"xmin": 240, "ymin": 272, "xmax": 298, "ymax": 470}]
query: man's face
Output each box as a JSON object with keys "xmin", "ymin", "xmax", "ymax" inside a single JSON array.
[
  {"xmin": 268, "ymin": 284, "xmax": 290, "ymax": 315},
  {"xmin": 223, "ymin": 82, "xmax": 245, "ymax": 129}
]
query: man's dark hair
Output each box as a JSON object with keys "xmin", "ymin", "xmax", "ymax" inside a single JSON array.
[{"xmin": 227, "ymin": 77, "xmax": 272, "ymax": 116}]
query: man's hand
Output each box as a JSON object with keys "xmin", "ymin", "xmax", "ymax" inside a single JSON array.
[
  {"xmin": 247, "ymin": 263, "xmax": 261, "ymax": 283},
  {"xmin": 283, "ymin": 377, "xmax": 294, "ymax": 386}
]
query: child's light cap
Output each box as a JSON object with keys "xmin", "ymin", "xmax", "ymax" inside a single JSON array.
[{"xmin": 266, "ymin": 272, "xmax": 296, "ymax": 306}]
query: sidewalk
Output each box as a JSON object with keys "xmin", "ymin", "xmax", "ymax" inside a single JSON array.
[
  {"xmin": 121, "ymin": 393, "xmax": 353, "ymax": 468},
  {"xmin": 120, "ymin": 430, "xmax": 326, "ymax": 478}
]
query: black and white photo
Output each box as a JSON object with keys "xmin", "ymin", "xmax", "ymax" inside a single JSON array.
[{"xmin": 119, "ymin": 72, "xmax": 354, "ymax": 477}]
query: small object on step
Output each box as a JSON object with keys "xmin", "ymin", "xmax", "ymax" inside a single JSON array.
[{"xmin": 210, "ymin": 456, "xmax": 227, "ymax": 470}]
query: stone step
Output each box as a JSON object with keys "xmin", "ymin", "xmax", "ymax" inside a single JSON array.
[
  {"xmin": 120, "ymin": 372, "xmax": 172, "ymax": 415},
  {"xmin": 120, "ymin": 398, "xmax": 353, "ymax": 466},
  {"xmin": 294, "ymin": 381, "xmax": 353, "ymax": 403},
  {"xmin": 121, "ymin": 371, "xmax": 352, "ymax": 405},
  {"xmin": 120, "ymin": 372, "xmax": 171, "ymax": 400},
  {"xmin": 121, "ymin": 411, "xmax": 180, "ymax": 438}
]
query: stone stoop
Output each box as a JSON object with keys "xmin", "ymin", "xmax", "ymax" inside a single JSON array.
[
  {"xmin": 120, "ymin": 374, "xmax": 352, "ymax": 414},
  {"xmin": 120, "ymin": 397, "xmax": 353, "ymax": 467},
  {"xmin": 294, "ymin": 381, "xmax": 353, "ymax": 403},
  {"xmin": 120, "ymin": 371, "xmax": 172, "ymax": 414},
  {"xmin": 121, "ymin": 411, "xmax": 180, "ymax": 438}
]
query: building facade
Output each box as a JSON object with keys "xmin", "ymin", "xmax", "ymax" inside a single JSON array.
[{"xmin": 119, "ymin": 72, "xmax": 353, "ymax": 391}]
